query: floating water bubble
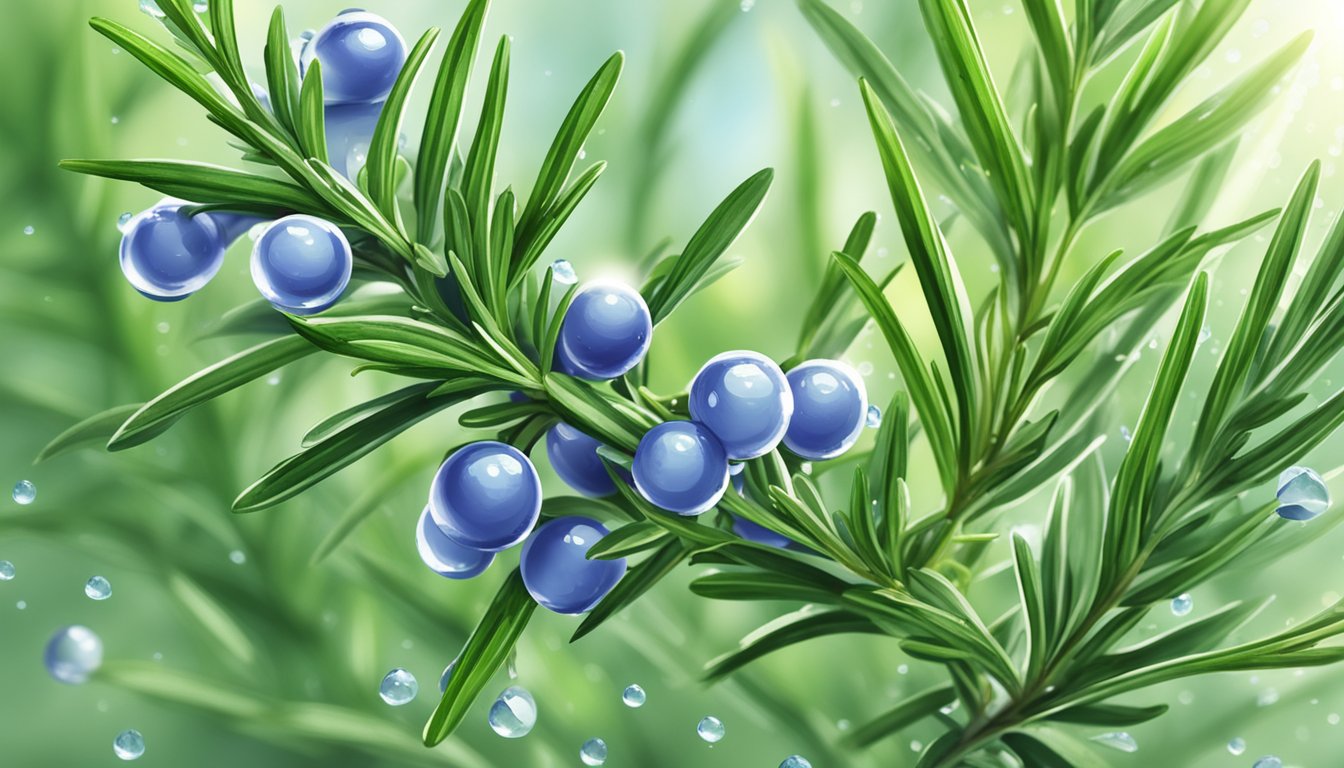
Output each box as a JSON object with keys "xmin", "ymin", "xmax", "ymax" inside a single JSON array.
[
  {"xmin": 740, "ymin": 0, "xmax": 755, "ymax": 10},
  {"xmin": 1228, "ymin": 737, "xmax": 1246, "ymax": 755},
  {"xmin": 45, "ymin": 625, "xmax": 104, "ymax": 684},
  {"xmin": 866, "ymin": 404, "xmax": 882, "ymax": 429},
  {"xmin": 23, "ymin": 225, "xmax": 34, "ymax": 235},
  {"xmin": 489, "ymin": 686, "xmax": 537, "ymax": 738},
  {"xmin": 1171, "ymin": 593, "xmax": 1193, "ymax": 616},
  {"xmin": 910, "ymin": 739, "xmax": 923, "ymax": 752},
  {"xmin": 12, "ymin": 480, "xmax": 36, "ymax": 505},
  {"xmin": 113, "ymin": 729, "xmax": 145, "ymax": 761},
  {"xmin": 1198, "ymin": 325, "xmax": 1212, "ymax": 345},
  {"xmin": 229, "ymin": 550, "xmax": 246, "ymax": 565},
  {"xmin": 1091, "ymin": 732, "xmax": 1138, "ymax": 753},
  {"xmin": 580, "ymin": 737, "xmax": 608, "ymax": 766},
  {"xmin": 550, "ymin": 259, "xmax": 578, "ymax": 284},
  {"xmin": 780, "ymin": 756, "xmax": 812, "ymax": 768},
  {"xmin": 1276, "ymin": 466, "xmax": 1330, "ymax": 520},
  {"xmin": 16, "ymin": 599, "xmax": 26, "ymax": 610},
  {"xmin": 697, "ymin": 716, "xmax": 725, "ymax": 743},
  {"xmin": 1252, "ymin": 757, "xmax": 1281, "ymax": 768},
  {"xmin": 0, "ymin": 561, "xmax": 13, "ymax": 581},
  {"xmin": 378, "ymin": 668, "xmax": 417, "ymax": 706},
  {"xmin": 1120, "ymin": 426, "xmax": 1132, "ymax": 443},
  {"xmin": 622, "ymin": 683, "xmax": 645, "ymax": 708},
  {"xmin": 85, "ymin": 576, "xmax": 112, "ymax": 601}
]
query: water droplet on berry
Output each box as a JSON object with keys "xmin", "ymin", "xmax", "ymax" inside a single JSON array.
[
  {"xmin": 1171, "ymin": 593, "xmax": 1192, "ymax": 616},
  {"xmin": 780, "ymin": 756, "xmax": 812, "ymax": 768},
  {"xmin": 85, "ymin": 576, "xmax": 112, "ymax": 601},
  {"xmin": 113, "ymin": 729, "xmax": 145, "ymax": 760},
  {"xmin": 551, "ymin": 259, "xmax": 578, "ymax": 284},
  {"xmin": 697, "ymin": 716, "xmax": 725, "ymax": 743},
  {"xmin": 1227, "ymin": 737, "xmax": 1246, "ymax": 755},
  {"xmin": 1091, "ymin": 732, "xmax": 1137, "ymax": 752},
  {"xmin": 13, "ymin": 480, "xmax": 36, "ymax": 505},
  {"xmin": 0, "ymin": 561, "xmax": 13, "ymax": 581},
  {"xmin": 580, "ymin": 737, "xmax": 608, "ymax": 765},
  {"xmin": 378, "ymin": 668, "xmax": 417, "ymax": 706},
  {"xmin": 489, "ymin": 686, "xmax": 537, "ymax": 738},
  {"xmin": 622, "ymin": 684, "xmax": 645, "ymax": 707},
  {"xmin": 45, "ymin": 625, "xmax": 103, "ymax": 684}
]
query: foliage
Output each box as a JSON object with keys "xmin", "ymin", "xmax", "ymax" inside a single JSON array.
[{"xmin": 44, "ymin": 0, "xmax": 1344, "ymax": 764}]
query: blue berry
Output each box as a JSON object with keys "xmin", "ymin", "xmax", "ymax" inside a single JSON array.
[
  {"xmin": 301, "ymin": 11, "xmax": 407, "ymax": 104},
  {"xmin": 324, "ymin": 101, "xmax": 384, "ymax": 178},
  {"xmin": 251, "ymin": 214, "xmax": 352, "ymax": 315},
  {"xmin": 430, "ymin": 441, "xmax": 541, "ymax": 551},
  {"xmin": 546, "ymin": 423, "xmax": 618, "ymax": 497},
  {"xmin": 632, "ymin": 421, "xmax": 729, "ymax": 515},
  {"xmin": 415, "ymin": 506, "xmax": 493, "ymax": 579},
  {"xmin": 556, "ymin": 282, "xmax": 652, "ymax": 380},
  {"xmin": 689, "ymin": 351, "xmax": 793, "ymax": 460},
  {"xmin": 119, "ymin": 204, "xmax": 225, "ymax": 301},
  {"xmin": 783, "ymin": 360, "xmax": 868, "ymax": 460},
  {"xmin": 520, "ymin": 516, "xmax": 626, "ymax": 614}
]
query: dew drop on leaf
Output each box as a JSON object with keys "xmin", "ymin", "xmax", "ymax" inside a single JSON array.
[
  {"xmin": 865, "ymin": 405, "xmax": 882, "ymax": 429},
  {"xmin": 12, "ymin": 480, "xmax": 36, "ymax": 505},
  {"xmin": 1171, "ymin": 593, "xmax": 1192, "ymax": 616},
  {"xmin": 1091, "ymin": 732, "xmax": 1138, "ymax": 753}
]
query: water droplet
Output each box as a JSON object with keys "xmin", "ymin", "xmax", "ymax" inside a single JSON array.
[
  {"xmin": 22, "ymin": 225, "xmax": 34, "ymax": 236},
  {"xmin": 110, "ymin": 116, "xmax": 120, "ymax": 125},
  {"xmin": 897, "ymin": 664, "xmax": 909, "ymax": 674},
  {"xmin": 193, "ymin": 0, "xmax": 209, "ymax": 12},
  {"xmin": 439, "ymin": 660, "xmax": 457, "ymax": 693},
  {"xmin": 780, "ymin": 756, "xmax": 812, "ymax": 768},
  {"xmin": 622, "ymin": 683, "xmax": 645, "ymax": 707},
  {"xmin": 0, "ymin": 561, "xmax": 13, "ymax": 581},
  {"xmin": 85, "ymin": 576, "xmax": 112, "ymax": 601},
  {"xmin": 857, "ymin": 361, "xmax": 874, "ymax": 376},
  {"xmin": 1171, "ymin": 593, "xmax": 1192, "ymax": 616},
  {"xmin": 266, "ymin": 373, "xmax": 282, "ymax": 386},
  {"xmin": 697, "ymin": 716, "xmax": 725, "ymax": 743},
  {"xmin": 16, "ymin": 599, "xmax": 26, "ymax": 610},
  {"xmin": 1276, "ymin": 466, "xmax": 1331, "ymax": 520},
  {"xmin": 118, "ymin": 212, "xmax": 134, "ymax": 231},
  {"xmin": 577, "ymin": 148, "xmax": 587, "ymax": 160},
  {"xmin": 551, "ymin": 259, "xmax": 578, "ymax": 284},
  {"xmin": 1091, "ymin": 732, "xmax": 1138, "ymax": 753},
  {"xmin": 910, "ymin": 739, "xmax": 923, "ymax": 752},
  {"xmin": 140, "ymin": 0, "xmax": 164, "ymax": 18},
  {"xmin": 1257, "ymin": 688, "xmax": 1279, "ymax": 707},
  {"xmin": 739, "ymin": 0, "xmax": 755, "ymax": 10},
  {"xmin": 379, "ymin": 668, "xmax": 417, "ymax": 706},
  {"xmin": 1228, "ymin": 737, "xmax": 1246, "ymax": 755},
  {"xmin": 836, "ymin": 719, "xmax": 851, "ymax": 731},
  {"xmin": 1120, "ymin": 426, "xmax": 1133, "ymax": 443},
  {"xmin": 229, "ymin": 550, "xmax": 246, "ymax": 565},
  {"xmin": 113, "ymin": 729, "xmax": 145, "ymax": 761},
  {"xmin": 866, "ymin": 405, "xmax": 882, "ymax": 429},
  {"xmin": 580, "ymin": 737, "xmax": 608, "ymax": 765},
  {"xmin": 45, "ymin": 625, "xmax": 104, "ymax": 684},
  {"xmin": 489, "ymin": 686, "xmax": 537, "ymax": 738},
  {"xmin": 155, "ymin": 322, "xmax": 170, "ymax": 334},
  {"xmin": 1252, "ymin": 757, "xmax": 1282, "ymax": 768},
  {"xmin": 12, "ymin": 480, "xmax": 36, "ymax": 505}
]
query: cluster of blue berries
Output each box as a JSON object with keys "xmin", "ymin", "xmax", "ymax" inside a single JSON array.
[
  {"xmin": 118, "ymin": 11, "xmax": 412, "ymax": 312},
  {"xmin": 418, "ymin": 279, "xmax": 872, "ymax": 611}
]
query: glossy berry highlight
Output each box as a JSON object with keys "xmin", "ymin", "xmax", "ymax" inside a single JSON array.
[
  {"xmin": 251, "ymin": 215, "xmax": 353, "ymax": 315},
  {"xmin": 520, "ymin": 516, "xmax": 626, "ymax": 614},
  {"xmin": 546, "ymin": 423, "xmax": 618, "ymax": 497},
  {"xmin": 556, "ymin": 282, "xmax": 653, "ymax": 380},
  {"xmin": 301, "ymin": 11, "xmax": 408, "ymax": 104},
  {"xmin": 689, "ymin": 350, "xmax": 793, "ymax": 460},
  {"xmin": 429, "ymin": 441, "xmax": 541, "ymax": 552},
  {"xmin": 632, "ymin": 420, "xmax": 729, "ymax": 515},
  {"xmin": 119, "ymin": 204, "xmax": 225, "ymax": 301},
  {"xmin": 415, "ymin": 506, "xmax": 493, "ymax": 579},
  {"xmin": 783, "ymin": 360, "xmax": 868, "ymax": 460}
]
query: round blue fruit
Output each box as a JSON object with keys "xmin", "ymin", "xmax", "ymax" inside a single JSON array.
[
  {"xmin": 429, "ymin": 441, "xmax": 541, "ymax": 552},
  {"xmin": 301, "ymin": 11, "xmax": 407, "ymax": 104},
  {"xmin": 689, "ymin": 350, "xmax": 793, "ymax": 460},
  {"xmin": 632, "ymin": 421, "xmax": 729, "ymax": 515},
  {"xmin": 520, "ymin": 516, "xmax": 626, "ymax": 614},
  {"xmin": 120, "ymin": 205, "xmax": 225, "ymax": 301},
  {"xmin": 251, "ymin": 214, "xmax": 353, "ymax": 315},
  {"xmin": 324, "ymin": 101, "xmax": 384, "ymax": 178},
  {"xmin": 546, "ymin": 423, "xmax": 618, "ymax": 497},
  {"xmin": 783, "ymin": 360, "xmax": 868, "ymax": 460},
  {"xmin": 555, "ymin": 282, "xmax": 652, "ymax": 380},
  {"xmin": 415, "ymin": 506, "xmax": 493, "ymax": 579}
]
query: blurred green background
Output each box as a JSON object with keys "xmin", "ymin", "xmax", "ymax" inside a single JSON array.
[{"xmin": 2, "ymin": 0, "xmax": 1343, "ymax": 765}]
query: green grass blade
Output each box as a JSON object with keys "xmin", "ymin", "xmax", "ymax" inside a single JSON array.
[
  {"xmin": 297, "ymin": 61, "xmax": 328, "ymax": 163},
  {"xmin": 36, "ymin": 403, "xmax": 144, "ymax": 462},
  {"xmin": 59, "ymin": 159, "xmax": 325, "ymax": 212},
  {"xmin": 368, "ymin": 28, "xmax": 441, "ymax": 222},
  {"xmin": 263, "ymin": 6, "xmax": 301, "ymax": 134}
]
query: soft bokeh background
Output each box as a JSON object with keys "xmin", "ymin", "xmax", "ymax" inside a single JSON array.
[{"xmin": 2, "ymin": 0, "xmax": 1342, "ymax": 765}]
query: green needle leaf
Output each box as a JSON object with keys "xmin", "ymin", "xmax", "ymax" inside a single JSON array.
[{"xmin": 368, "ymin": 28, "xmax": 441, "ymax": 223}]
